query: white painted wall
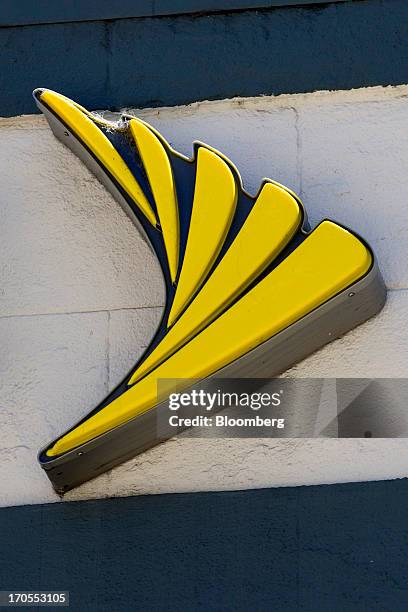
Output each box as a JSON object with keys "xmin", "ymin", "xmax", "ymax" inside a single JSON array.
[{"xmin": 1, "ymin": 85, "xmax": 407, "ymax": 508}]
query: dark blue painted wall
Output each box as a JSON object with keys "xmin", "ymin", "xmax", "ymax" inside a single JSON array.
[
  {"xmin": 0, "ymin": 0, "xmax": 350, "ymax": 26},
  {"xmin": 0, "ymin": 0, "xmax": 407, "ymax": 117},
  {"xmin": 1, "ymin": 479, "xmax": 408, "ymax": 611}
]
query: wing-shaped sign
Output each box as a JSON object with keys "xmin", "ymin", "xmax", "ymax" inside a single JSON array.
[{"xmin": 33, "ymin": 89, "xmax": 386, "ymax": 493}]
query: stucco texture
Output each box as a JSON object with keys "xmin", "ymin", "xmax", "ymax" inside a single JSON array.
[{"xmin": 0, "ymin": 85, "xmax": 407, "ymax": 507}]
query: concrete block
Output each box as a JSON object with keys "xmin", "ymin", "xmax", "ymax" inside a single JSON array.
[
  {"xmin": 108, "ymin": 307, "xmax": 163, "ymax": 389},
  {"xmin": 299, "ymin": 96, "xmax": 408, "ymax": 289},
  {"xmin": 0, "ymin": 312, "xmax": 108, "ymax": 505},
  {"xmin": 0, "ymin": 123, "xmax": 165, "ymax": 317}
]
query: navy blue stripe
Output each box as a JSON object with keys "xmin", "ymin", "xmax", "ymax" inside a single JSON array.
[
  {"xmin": 0, "ymin": 1, "xmax": 350, "ymax": 27},
  {"xmin": 1, "ymin": 479, "xmax": 408, "ymax": 611},
  {"xmin": 0, "ymin": 0, "xmax": 407, "ymax": 118}
]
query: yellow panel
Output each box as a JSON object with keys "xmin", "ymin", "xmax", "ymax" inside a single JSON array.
[
  {"xmin": 130, "ymin": 182, "xmax": 302, "ymax": 383},
  {"xmin": 130, "ymin": 119, "xmax": 179, "ymax": 282},
  {"xmin": 46, "ymin": 221, "xmax": 371, "ymax": 456},
  {"xmin": 40, "ymin": 90, "xmax": 157, "ymax": 226},
  {"xmin": 168, "ymin": 147, "xmax": 237, "ymax": 326}
]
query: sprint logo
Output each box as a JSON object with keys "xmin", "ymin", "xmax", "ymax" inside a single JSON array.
[{"xmin": 33, "ymin": 89, "xmax": 386, "ymax": 493}]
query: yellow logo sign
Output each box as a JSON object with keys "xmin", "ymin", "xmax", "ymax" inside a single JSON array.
[{"xmin": 34, "ymin": 89, "xmax": 386, "ymax": 493}]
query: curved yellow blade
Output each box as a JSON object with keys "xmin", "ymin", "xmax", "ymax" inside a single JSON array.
[
  {"xmin": 168, "ymin": 147, "xmax": 238, "ymax": 326},
  {"xmin": 130, "ymin": 182, "xmax": 302, "ymax": 383},
  {"xmin": 130, "ymin": 119, "xmax": 180, "ymax": 282},
  {"xmin": 46, "ymin": 221, "xmax": 371, "ymax": 456},
  {"xmin": 40, "ymin": 90, "xmax": 157, "ymax": 226}
]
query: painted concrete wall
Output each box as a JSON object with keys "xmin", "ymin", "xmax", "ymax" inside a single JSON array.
[
  {"xmin": 3, "ymin": 481, "xmax": 408, "ymax": 612},
  {"xmin": 2, "ymin": 0, "xmax": 407, "ymax": 117},
  {"xmin": 1, "ymin": 85, "xmax": 407, "ymax": 508}
]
